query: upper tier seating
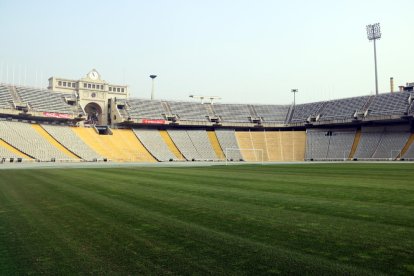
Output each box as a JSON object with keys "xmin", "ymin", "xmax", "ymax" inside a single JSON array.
[
  {"xmin": 0, "ymin": 85, "xmax": 13, "ymax": 109},
  {"xmin": 0, "ymin": 121, "xmax": 73, "ymax": 161},
  {"xmin": 15, "ymin": 87, "xmax": 74, "ymax": 114},
  {"xmin": 319, "ymin": 96, "xmax": 370, "ymax": 121},
  {"xmin": 215, "ymin": 129, "xmax": 243, "ymax": 161},
  {"xmin": 125, "ymin": 98, "xmax": 167, "ymax": 120},
  {"xmin": 253, "ymin": 105, "xmax": 290, "ymax": 123},
  {"xmin": 41, "ymin": 124, "xmax": 102, "ymax": 161},
  {"xmin": 291, "ymin": 102, "xmax": 326, "ymax": 123},
  {"xmin": 133, "ymin": 129, "xmax": 177, "ymax": 161},
  {"xmin": 167, "ymin": 101, "xmax": 212, "ymax": 121},
  {"xmin": 212, "ymin": 104, "xmax": 253, "ymax": 122},
  {"xmin": 367, "ymin": 92, "xmax": 411, "ymax": 116}
]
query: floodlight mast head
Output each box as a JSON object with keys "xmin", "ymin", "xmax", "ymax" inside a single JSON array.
[
  {"xmin": 366, "ymin": 23, "xmax": 381, "ymax": 40},
  {"xmin": 366, "ymin": 23, "xmax": 381, "ymax": 95},
  {"xmin": 149, "ymin": 75, "xmax": 157, "ymax": 100},
  {"xmin": 291, "ymin": 89, "xmax": 298, "ymax": 106}
]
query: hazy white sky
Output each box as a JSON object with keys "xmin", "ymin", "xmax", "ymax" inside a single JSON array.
[{"xmin": 0, "ymin": 0, "xmax": 413, "ymax": 104}]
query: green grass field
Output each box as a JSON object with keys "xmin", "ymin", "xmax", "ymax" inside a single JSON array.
[{"xmin": 1, "ymin": 163, "xmax": 413, "ymax": 275}]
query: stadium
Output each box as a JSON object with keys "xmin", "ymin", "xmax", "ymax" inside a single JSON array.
[
  {"xmin": 0, "ymin": 70, "xmax": 413, "ymax": 275},
  {"xmin": 0, "ymin": 69, "xmax": 414, "ymax": 163},
  {"xmin": 1, "ymin": 1, "xmax": 414, "ymax": 275}
]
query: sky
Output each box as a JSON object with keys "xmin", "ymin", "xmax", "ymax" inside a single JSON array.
[{"xmin": 0, "ymin": 0, "xmax": 413, "ymax": 105}]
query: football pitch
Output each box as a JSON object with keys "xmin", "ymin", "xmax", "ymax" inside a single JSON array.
[{"xmin": 0, "ymin": 163, "xmax": 413, "ymax": 275}]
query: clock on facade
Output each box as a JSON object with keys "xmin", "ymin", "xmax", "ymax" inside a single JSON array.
[
  {"xmin": 91, "ymin": 92, "xmax": 97, "ymax": 98},
  {"xmin": 89, "ymin": 71, "xmax": 99, "ymax": 80}
]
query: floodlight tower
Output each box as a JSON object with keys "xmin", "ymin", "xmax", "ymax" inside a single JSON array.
[
  {"xmin": 291, "ymin": 89, "xmax": 298, "ymax": 107},
  {"xmin": 149, "ymin": 75, "xmax": 157, "ymax": 100},
  {"xmin": 366, "ymin": 23, "xmax": 381, "ymax": 95}
]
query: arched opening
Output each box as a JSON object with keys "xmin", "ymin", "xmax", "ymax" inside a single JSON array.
[{"xmin": 84, "ymin": 102, "xmax": 103, "ymax": 125}]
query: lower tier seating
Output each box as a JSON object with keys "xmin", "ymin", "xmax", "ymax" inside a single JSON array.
[
  {"xmin": 42, "ymin": 124, "xmax": 102, "ymax": 161},
  {"xmin": 72, "ymin": 127, "xmax": 156, "ymax": 162},
  {"xmin": 0, "ymin": 121, "xmax": 74, "ymax": 161},
  {"xmin": 133, "ymin": 129, "xmax": 178, "ymax": 161},
  {"xmin": 306, "ymin": 129, "xmax": 356, "ymax": 160}
]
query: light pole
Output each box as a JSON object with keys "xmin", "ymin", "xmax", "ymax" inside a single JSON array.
[
  {"xmin": 291, "ymin": 89, "xmax": 298, "ymax": 107},
  {"xmin": 149, "ymin": 75, "xmax": 157, "ymax": 100},
  {"xmin": 366, "ymin": 23, "xmax": 381, "ymax": 95}
]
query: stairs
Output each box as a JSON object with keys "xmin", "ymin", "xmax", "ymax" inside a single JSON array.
[
  {"xmin": 159, "ymin": 130, "xmax": 185, "ymax": 160},
  {"xmin": 9, "ymin": 85, "xmax": 23, "ymax": 103},
  {"xmin": 207, "ymin": 131, "xmax": 225, "ymax": 160},
  {"xmin": 348, "ymin": 129, "xmax": 362, "ymax": 159},
  {"xmin": 400, "ymin": 133, "xmax": 414, "ymax": 158}
]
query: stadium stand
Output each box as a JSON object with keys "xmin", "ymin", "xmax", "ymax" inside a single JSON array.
[
  {"xmin": 306, "ymin": 129, "xmax": 356, "ymax": 160},
  {"xmin": 306, "ymin": 130, "xmax": 330, "ymax": 160},
  {"xmin": 159, "ymin": 130, "xmax": 185, "ymax": 160},
  {"xmin": 187, "ymin": 129, "xmax": 219, "ymax": 161},
  {"xmin": 279, "ymin": 131, "xmax": 306, "ymax": 161},
  {"xmin": 371, "ymin": 125, "xmax": 410, "ymax": 159},
  {"xmin": 234, "ymin": 131, "xmax": 259, "ymax": 161},
  {"xmin": 125, "ymin": 98, "xmax": 167, "ymax": 120},
  {"xmin": 0, "ymin": 84, "xmax": 13, "ymax": 109},
  {"xmin": 167, "ymin": 101, "xmax": 212, "ymax": 121},
  {"xmin": 167, "ymin": 129, "xmax": 218, "ymax": 161},
  {"xmin": 215, "ymin": 129, "xmax": 244, "ymax": 161},
  {"xmin": 0, "ymin": 121, "xmax": 74, "ymax": 161},
  {"xmin": 367, "ymin": 92, "xmax": 411, "ymax": 116},
  {"xmin": 402, "ymin": 134, "xmax": 414, "ymax": 160},
  {"xmin": 167, "ymin": 129, "xmax": 201, "ymax": 161},
  {"xmin": 15, "ymin": 86, "xmax": 74, "ymax": 114},
  {"xmin": 249, "ymin": 131, "xmax": 270, "ymax": 161},
  {"xmin": 354, "ymin": 127, "xmax": 385, "ymax": 159},
  {"xmin": 206, "ymin": 131, "xmax": 226, "ymax": 160},
  {"xmin": 42, "ymin": 124, "xmax": 102, "ymax": 161},
  {"xmin": 318, "ymin": 96, "xmax": 370, "ymax": 121},
  {"xmin": 72, "ymin": 127, "xmax": 156, "ymax": 162},
  {"xmin": 2, "ymin": 78, "xmax": 414, "ymax": 165},
  {"xmin": 327, "ymin": 130, "xmax": 356, "ymax": 160},
  {"xmin": 212, "ymin": 104, "xmax": 253, "ymax": 122},
  {"xmin": 0, "ymin": 140, "xmax": 24, "ymax": 160},
  {"xmin": 290, "ymin": 101, "xmax": 326, "ymax": 123},
  {"xmin": 252, "ymin": 104, "xmax": 290, "ymax": 123},
  {"xmin": 133, "ymin": 129, "xmax": 178, "ymax": 161},
  {"xmin": 351, "ymin": 126, "xmax": 410, "ymax": 160},
  {"xmin": 234, "ymin": 130, "xmax": 306, "ymax": 162}
]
